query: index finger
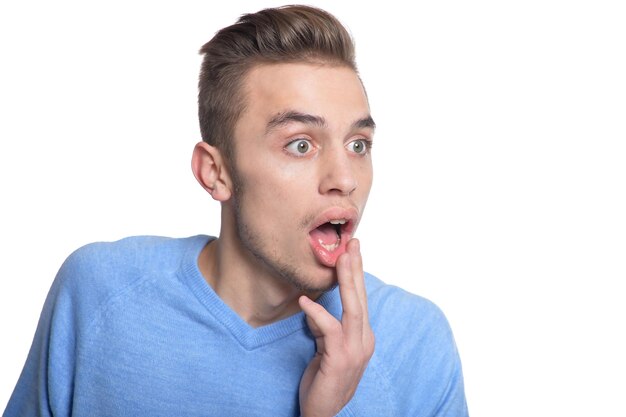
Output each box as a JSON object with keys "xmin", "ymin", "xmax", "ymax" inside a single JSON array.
[
  {"xmin": 337, "ymin": 239, "xmax": 365, "ymax": 340},
  {"xmin": 348, "ymin": 238, "xmax": 368, "ymax": 317}
]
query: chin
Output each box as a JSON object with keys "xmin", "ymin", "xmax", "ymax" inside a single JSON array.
[{"xmin": 282, "ymin": 265, "xmax": 338, "ymax": 294}]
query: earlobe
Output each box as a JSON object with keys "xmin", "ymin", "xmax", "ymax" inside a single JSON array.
[{"xmin": 191, "ymin": 141, "xmax": 233, "ymax": 201}]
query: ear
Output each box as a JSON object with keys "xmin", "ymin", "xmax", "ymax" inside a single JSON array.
[{"xmin": 191, "ymin": 141, "xmax": 232, "ymax": 202}]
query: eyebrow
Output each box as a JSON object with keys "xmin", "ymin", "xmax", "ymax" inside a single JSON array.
[
  {"xmin": 353, "ymin": 115, "xmax": 376, "ymax": 130},
  {"xmin": 265, "ymin": 111, "xmax": 376, "ymax": 134},
  {"xmin": 266, "ymin": 111, "xmax": 326, "ymax": 133}
]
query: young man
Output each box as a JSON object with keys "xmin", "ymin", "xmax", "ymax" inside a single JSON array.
[{"xmin": 4, "ymin": 5, "xmax": 468, "ymax": 417}]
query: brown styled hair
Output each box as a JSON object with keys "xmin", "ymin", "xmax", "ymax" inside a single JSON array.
[{"xmin": 197, "ymin": 5, "xmax": 357, "ymax": 163}]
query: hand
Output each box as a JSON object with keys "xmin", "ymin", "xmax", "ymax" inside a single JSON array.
[{"xmin": 298, "ymin": 239, "xmax": 375, "ymax": 417}]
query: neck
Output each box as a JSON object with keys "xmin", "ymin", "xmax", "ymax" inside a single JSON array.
[{"xmin": 197, "ymin": 234, "xmax": 307, "ymax": 328}]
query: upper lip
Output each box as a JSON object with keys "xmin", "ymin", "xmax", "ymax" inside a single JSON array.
[{"xmin": 309, "ymin": 206, "xmax": 359, "ymax": 236}]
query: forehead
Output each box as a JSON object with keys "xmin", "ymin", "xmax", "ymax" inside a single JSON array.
[{"xmin": 238, "ymin": 62, "xmax": 370, "ymax": 129}]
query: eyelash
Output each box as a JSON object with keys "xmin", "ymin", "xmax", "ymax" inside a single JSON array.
[
  {"xmin": 284, "ymin": 138, "xmax": 314, "ymax": 156},
  {"xmin": 348, "ymin": 138, "xmax": 373, "ymax": 154},
  {"xmin": 284, "ymin": 137, "xmax": 373, "ymax": 157}
]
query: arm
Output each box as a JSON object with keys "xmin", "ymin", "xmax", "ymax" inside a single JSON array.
[
  {"xmin": 381, "ymin": 289, "xmax": 468, "ymax": 416},
  {"xmin": 3, "ymin": 254, "xmax": 81, "ymax": 417},
  {"xmin": 298, "ymin": 239, "xmax": 375, "ymax": 417}
]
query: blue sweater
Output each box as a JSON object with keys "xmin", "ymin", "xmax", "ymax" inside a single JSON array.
[{"xmin": 4, "ymin": 235, "xmax": 468, "ymax": 416}]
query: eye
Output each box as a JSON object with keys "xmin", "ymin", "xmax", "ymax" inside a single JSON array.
[
  {"xmin": 285, "ymin": 139, "xmax": 314, "ymax": 156},
  {"xmin": 347, "ymin": 139, "xmax": 371, "ymax": 155}
]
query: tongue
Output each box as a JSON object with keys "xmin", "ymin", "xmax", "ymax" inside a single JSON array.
[{"xmin": 310, "ymin": 223, "xmax": 339, "ymax": 245}]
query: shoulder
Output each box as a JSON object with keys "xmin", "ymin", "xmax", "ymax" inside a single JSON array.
[
  {"xmin": 52, "ymin": 235, "xmax": 210, "ymax": 316},
  {"xmin": 364, "ymin": 273, "xmax": 458, "ymax": 364},
  {"xmin": 365, "ymin": 272, "xmax": 449, "ymax": 333},
  {"xmin": 364, "ymin": 272, "xmax": 456, "ymax": 353},
  {"xmin": 59, "ymin": 235, "xmax": 207, "ymax": 280},
  {"xmin": 62, "ymin": 235, "xmax": 197, "ymax": 268},
  {"xmin": 361, "ymin": 273, "xmax": 467, "ymax": 414}
]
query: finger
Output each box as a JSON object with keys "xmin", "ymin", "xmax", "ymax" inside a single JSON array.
[
  {"xmin": 299, "ymin": 295, "xmax": 343, "ymax": 351},
  {"xmin": 336, "ymin": 248, "xmax": 364, "ymax": 342},
  {"xmin": 348, "ymin": 239, "xmax": 368, "ymax": 317},
  {"xmin": 347, "ymin": 239, "xmax": 374, "ymax": 355}
]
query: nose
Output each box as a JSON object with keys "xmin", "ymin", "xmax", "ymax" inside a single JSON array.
[{"xmin": 319, "ymin": 148, "xmax": 358, "ymax": 195}]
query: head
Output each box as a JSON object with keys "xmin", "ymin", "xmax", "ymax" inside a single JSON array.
[
  {"xmin": 193, "ymin": 6, "xmax": 374, "ymax": 294},
  {"xmin": 197, "ymin": 5, "xmax": 357, "ymax": 166}
]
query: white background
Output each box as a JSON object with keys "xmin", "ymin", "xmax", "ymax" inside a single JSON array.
[{"xmin": 1, "ymin": 1, "xmax": 625, "ymax": 415}]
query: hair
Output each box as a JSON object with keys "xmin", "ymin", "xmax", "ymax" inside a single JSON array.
[{"xmin": 197, "ymin": 5, "xmax": 357, "ymax": 164}]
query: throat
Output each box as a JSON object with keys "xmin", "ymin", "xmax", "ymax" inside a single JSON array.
[{"xmin": 198, "ymin": 238, "xmax": 303, "ymax": 328}]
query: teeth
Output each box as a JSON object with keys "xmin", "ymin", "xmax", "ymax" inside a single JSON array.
[
  {"xmin": 329, "ymin": 219, "xmax": 346, "ymax": 225},
  {"xmin": 319, "ymin": 239, "xmax": 340, "ymax": 251}
]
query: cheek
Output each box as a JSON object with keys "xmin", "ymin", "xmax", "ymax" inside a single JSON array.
[
  {"xmin": 239, "ymin": 155, "xmax": 316, "ymax": 196},
  {"xmin": 235, "ymin": 164, "xmax": 304, "ymax": 218},
  {"xmin": 357, "ymin": 160, "xmax": 374, "ymax": 193}
]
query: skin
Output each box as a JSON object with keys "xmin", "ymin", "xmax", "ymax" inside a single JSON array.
[{"xmin": 191, "ymin": 62, "xmax": 376, "ymax": 416}]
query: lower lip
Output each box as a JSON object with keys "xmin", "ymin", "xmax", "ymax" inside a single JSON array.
[{"xmin": 309, "ymin": 235, "xmax": 348, "ymax": 267}]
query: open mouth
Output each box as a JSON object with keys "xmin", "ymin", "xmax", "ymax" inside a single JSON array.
[
  {"xmin": 310, "ymin": 219, "xmax": 347, "ymax": 252},
  {"xmin": 308, "ymin": 208, "xmax": 358, "ymax": 267}
]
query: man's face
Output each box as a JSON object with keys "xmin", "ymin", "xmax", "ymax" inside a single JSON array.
[{"xmin": 229, "ymin": 62, "xmax": 374, "ymax": 293}]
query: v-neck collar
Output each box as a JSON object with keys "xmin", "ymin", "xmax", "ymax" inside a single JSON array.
[{"xmin": 178, "ymin": 235, "xmax": 341, "ymax": 350}]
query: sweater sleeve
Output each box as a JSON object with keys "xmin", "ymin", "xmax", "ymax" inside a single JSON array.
[
  {"xmin": 402, "ymin": 298, "xmax": 469, "ymax": 416},
  {"xmin": 4, "ymin": 248, "xmax": 92, "ymax": 417},
  {"xmin": 369, "ymin": 282, "xmax": 469, "ymax": 416}
]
